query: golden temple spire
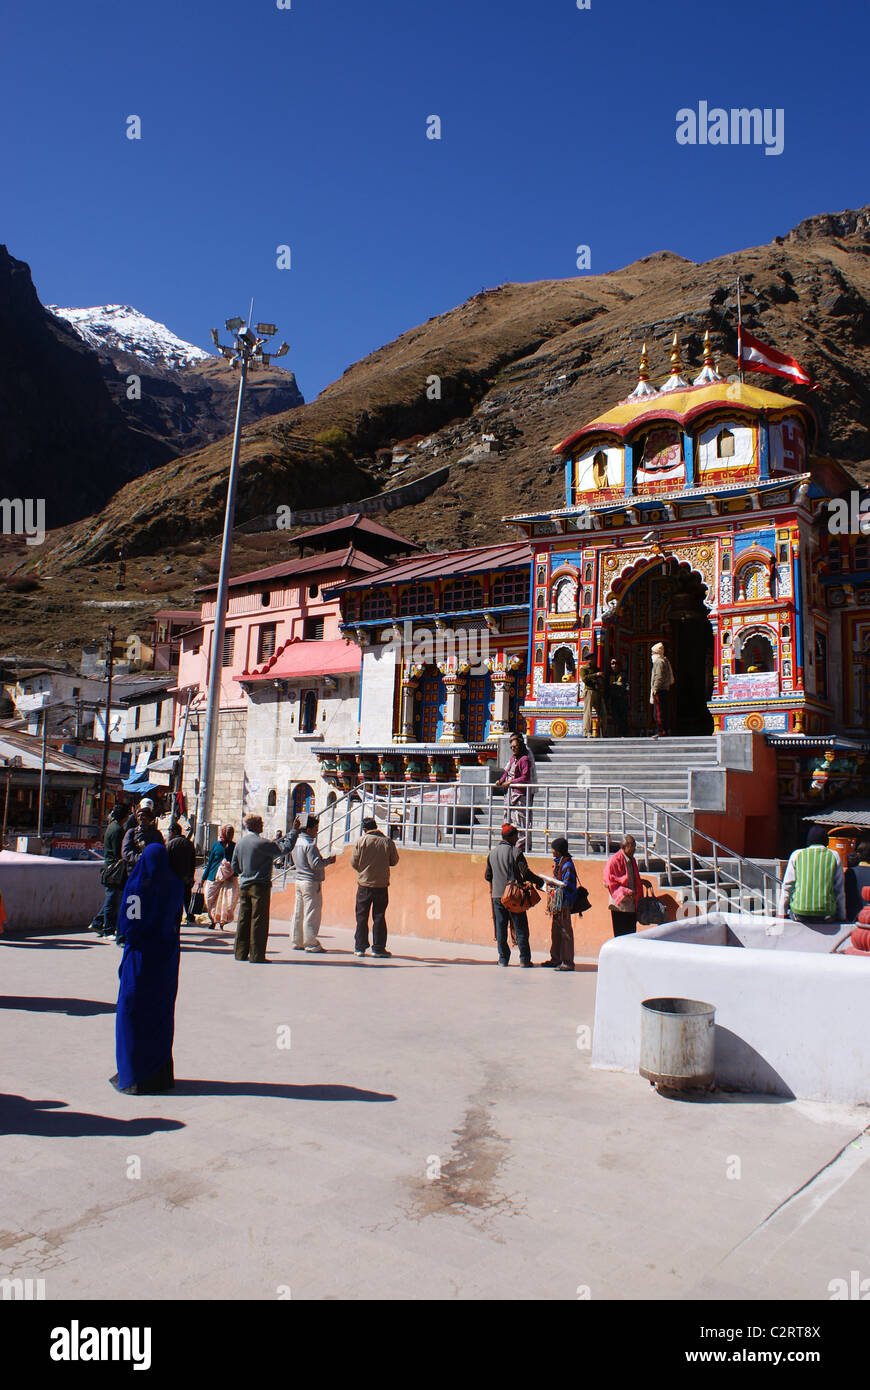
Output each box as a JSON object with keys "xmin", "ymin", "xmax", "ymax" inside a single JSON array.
[
  {"xmin": 693, "ymin": 327, "xmax": 725, "ymax": 386},
  {"xmin": 625, "ymin": 340, "xmax": 657, "ymax": 400},
  {"xmin": 660, "ymin": 330, "xmax": 690, "ymax": 393}
]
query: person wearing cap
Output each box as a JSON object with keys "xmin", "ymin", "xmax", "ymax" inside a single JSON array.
[
  {"xmin": 484, "ymin": 823, "xmax": 544, "ymax": 967},
  {"xmin": 121, "ymin": 804, "xmax": 165, "ymax": 876},
  {"xmin": 649, "ymin": 642, "xmax": 675, "ymax": 738},
  {"xmin": 350, "ymin": 817, "xmax": 400, "ymax": 957}
]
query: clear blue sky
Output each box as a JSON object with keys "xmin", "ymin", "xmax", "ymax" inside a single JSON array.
[{"xmin": 3, "ymin": 0, "xmax": 867, "ymax": 401}]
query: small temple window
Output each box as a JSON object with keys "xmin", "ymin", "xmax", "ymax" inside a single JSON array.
[
  {"xmin": 737, "ymin": 561, "xmax": 770, "ymax": 601},
  {"xmin": 536, "ymin": 565, "xmax": 547, "ymax": 585},
  {"xmin": 739, "ymin": 633, "xmax": 775, "ymax": 673},
  {"xmin": 267, "ymin": 788, "xmax": 277, "ymax": 809},
  {"xmin": 550, "ymin": 647, "xmax": 576, "ymax": 682},
  {"xmin": 828, "ymin": 542, "xmax": 842, "ymax": 575},
  {"xmin": 583, "ymin": 563, "xmax": 593, "ymax": 582},
  {"xmin": 300, "ymin": 691, "xmax": 318, "ymax": 734},
  {"xmin": 551, "ymin": 575, "xmax": 577, "ymax": 613},
  {"xmin": 592, "ymin": 450, "xmax": 609, "ymax": 488},
  {"xmin": 781, "ymin": 624, "xmax": 791, "ymax": 640},
  {"xmin": 721, "ymin": 552, "xmax": 731, "ymax": 572},
  {"xmin": 854, "ymin": 539, "xmax": 870, "ymax": 574},
  {"xmin": 717, "ymin": 429, "xmax": 735, "ymax": 458}
]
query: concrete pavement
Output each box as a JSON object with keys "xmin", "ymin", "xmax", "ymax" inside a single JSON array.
[{"xmin": 1, "ymin": 918, "xmax": 868, "ymax": 1301}]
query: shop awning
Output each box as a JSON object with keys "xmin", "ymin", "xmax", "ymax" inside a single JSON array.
[{"xmin": 242, "ymin": 639, "xmax": 362, "ymax": 683}]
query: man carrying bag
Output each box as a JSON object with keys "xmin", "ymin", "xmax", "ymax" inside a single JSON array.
[
  {"xmin": 91, "ymin": 804, "xmax": 128, "ymax": 939},
  {"xmin": 485, "ymin": 823, "xmax": 544, "ymax": 968}
]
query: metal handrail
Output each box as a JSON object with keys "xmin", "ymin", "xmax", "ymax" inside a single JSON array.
[{"xmin": 306, "ymin": 779, "xmax": 782, "ymax": 914}]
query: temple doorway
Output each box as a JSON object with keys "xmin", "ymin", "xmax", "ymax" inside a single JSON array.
[{"xmin": 606, "ymin": 560, "xmax": 714, "ymax": 736}]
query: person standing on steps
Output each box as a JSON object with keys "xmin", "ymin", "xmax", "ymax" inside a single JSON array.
[
  {"xmin": 579, "ymin": 649, "xmax": 608, "ymax": 738},
  {"xmin": 231, "ymin": 814, "xmax": 286, "ymax": 963},
  {"xmin": 604, "ymin": 834, "xmax": 643, "ymax": 937},
  {"xmin": 605, "ymin": 657, "xmax": 629, "ymax": 738},
  {"xmin": 350, "ymin": 817, "xmax": 399, "ymax": 957},
  {"xmin": 494, "ymin": 733, "xmax": 534, "ymax": 847},
  {"xmin": 650, "ymin": 642, "xmax": 674, "ymax": 738}
]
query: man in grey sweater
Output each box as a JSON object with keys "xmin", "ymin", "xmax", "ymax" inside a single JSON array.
[
  {"xmin": 231, "ymin": 814, "xmax": 286, "ymax": 963},
  {"xmin": 290, "ymin": 815, "xmax": 331, "ymax": 953}
]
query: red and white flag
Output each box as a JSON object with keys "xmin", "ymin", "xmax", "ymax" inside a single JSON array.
[{"xmin": 739, "ymin": 329, "xmax": 813, "ymax": 386}]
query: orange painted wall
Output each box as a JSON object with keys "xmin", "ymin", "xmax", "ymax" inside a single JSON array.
[
  {"xmin": 694, "ymin": 739, "xmax": 780, "ymax": 858},
  {"xmin": 271, "ymin": 850, "xmax": 678, "ymax": 959}
]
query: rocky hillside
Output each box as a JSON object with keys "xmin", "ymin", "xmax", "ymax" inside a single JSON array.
[{"xmin": 4, "ymin": 204, "xmax": 870, "ymax": 657}]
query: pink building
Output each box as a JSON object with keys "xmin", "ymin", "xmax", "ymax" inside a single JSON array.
[{"xmin": 174, "ymin": 516, "xmax": 417, "ymax": 828}]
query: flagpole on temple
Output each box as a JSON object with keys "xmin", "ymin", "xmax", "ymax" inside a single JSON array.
[{"xmin": 736, "ymin": 276, "xmax": 744, "ymax": 383}]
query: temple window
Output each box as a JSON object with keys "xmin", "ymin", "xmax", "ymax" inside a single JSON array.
[
  {"xmin": 738, "ymin": 633, "xmax": 775, "ymax": 673},
  {"xmin": 592, "ymin": 450, "xmax": 608, "ymax": 488},
  {"xmin": 551, "ymin": 575, "xmax": 577, "ymax": 613},
  {"xmin": 721, "ymin": 552, "xmax": 731, "ymax": 571},
  {"xmin": 854, "ymin": 540, "xmax": 869, "ymax": 574},
  {"xmin": 442, "ymin": 578, "xmax": 485, "ymax": 612},
  {"xmin": 398, "ymin": 584, "xmax": 435, "ymax": 616},
  {"xmin": 717, "ymin": 428, "xmax": 735, "ymax": 458},
  {"xmin": 550, "ymin": 647, "xmax": 576, "ymax": 682},
  {"xmin": 583, "ymin": 563, "xmax": 593, "ymax": 582},
  {"xmin": 491, "ymin": 571, "xmax": 527, "ymax": 606},
  {"xmin": 828, "ymin": 542, "xmax": 842, "ymax": 575},
  {"xmin": 361, "ymin": 591, "xmax": 391, "ymax": 619},
  {"xmin": 737, "ymin": 561, "xmax": 770, "ymax": 601}
]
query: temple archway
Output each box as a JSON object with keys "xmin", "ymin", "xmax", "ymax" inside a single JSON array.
[{"xmin": 604, "ymin": 558, "xmax": 714, "ymax": 735}]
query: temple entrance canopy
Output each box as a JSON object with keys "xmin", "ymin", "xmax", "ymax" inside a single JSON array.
[{"xmin": 606, "ymin": 558, "xmax": 714, "ymax": 735}]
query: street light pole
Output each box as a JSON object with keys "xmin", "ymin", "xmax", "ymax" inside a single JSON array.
[
  {"xmin": 37, "ymin": 697, "xmax": 49, "ymax": 840},
  {"xmin": 194, "ymin": 316, "xmax": 289, "ymax": 850}
]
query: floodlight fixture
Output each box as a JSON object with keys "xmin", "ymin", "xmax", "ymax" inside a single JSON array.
[
  {"xmin": 225, "ymin": 316, "xmax": 244, "ymax": 332},
  {"xmin": 221, "ymin": 346, "xmax": 235, "ymax": 360},
  {"xmin": 274, "ymin": 342, "xmax": 289, "ymax": 357},
  {"xmin": 256, "ymin": 322, "xmax": 277, "ymax": 337},
  {"xmin": 210, "ymin": 327, "xmax": 220, "ymax": 346}
]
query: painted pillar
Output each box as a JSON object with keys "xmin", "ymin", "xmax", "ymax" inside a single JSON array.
[
  {"xmin": 683, "ymin": 432, "xmax": 695, "ymax": 487},
  {"xmin": 623, "ymin": 442, "xmax": 635, "ymax": 497},
  {"xmin": 564, "ymin": 453, "xmax": 573, "ymax": 506},
  {"xmin": 438, "ymin": 666, "xmax": 468, "ymax": 743},
  {"xmin": 758, "ymin": 418, "xmax": 770, "ymax": 479},
  {"xmin": 397, "ymin": 664, "xmax": 422, "ymax": 743}
]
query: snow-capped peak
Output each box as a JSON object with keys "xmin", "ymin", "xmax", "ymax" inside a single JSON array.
[{"xmin": 47, "ymin": 304, "xmax": 213, "ymax": 370}]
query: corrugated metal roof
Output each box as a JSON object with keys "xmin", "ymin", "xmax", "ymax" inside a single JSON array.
[
  {"xmin": 332, "ymin": 541, "xmax": 533, "ymax": 592},
  {"xmin": 0, "ymin": 729, "xmax": 100, "ymax": 775},
  {"xmin": 806, "ymin": 802, "xmax": 870, "ymax": 828},
  {"xmin": 195, "ymin": 546, "xmax": 386, "ymax": 593},
  {"xmin": 291, "ymin": 514, "xmax": 419, "ymax": 548}
]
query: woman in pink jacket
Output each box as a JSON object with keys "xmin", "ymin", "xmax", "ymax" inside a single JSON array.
[{"xmin": 604, "ymin": 834, "xmax": 643, "ymax": 937}]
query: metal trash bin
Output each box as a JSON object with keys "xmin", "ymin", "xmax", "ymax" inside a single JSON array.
[{"xmin": 640, "ymin": 997, "xmax": 716, "ymax": 1092}]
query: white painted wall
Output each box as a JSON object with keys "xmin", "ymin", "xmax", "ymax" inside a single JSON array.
[
  {"xmin": 574, "ymin": 444, "xmax": 623, "ymax": 492},
  {"xmin": 359, "ymin": 644, "xmax": 398, "ymax": 743},
  {"xmin": 591, "ymin": 913, "xmax": 870, "ymax": 1103},
  {"xmin": 697, "ymin": 421, "xmax": 754, "ymax": 474}
]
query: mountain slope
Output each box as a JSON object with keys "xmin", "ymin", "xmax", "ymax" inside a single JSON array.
[{"xmin": 5, "ymin": 204, "xmax": 870, "ymax": 657}]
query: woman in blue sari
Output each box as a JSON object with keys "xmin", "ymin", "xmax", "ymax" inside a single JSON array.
[{"xmin": 111, "ymin": 842, "xmax": 185, "ymax": 1095}]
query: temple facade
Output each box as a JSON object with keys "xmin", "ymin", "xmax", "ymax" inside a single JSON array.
[{"xmin": 507, "ymin": 335, "xmax": 869, "ymax": 743}]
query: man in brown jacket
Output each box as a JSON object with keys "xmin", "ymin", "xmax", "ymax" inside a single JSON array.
[{"xmin": 350, "ymin": 817, "xmax": 399, "ymax": 958}]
